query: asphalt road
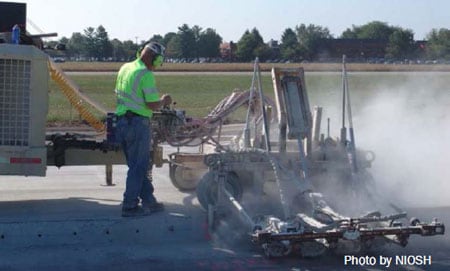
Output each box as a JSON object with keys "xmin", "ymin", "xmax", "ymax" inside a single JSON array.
[{"xmin": 0, "ymin": 154, "xmax": 449, "ymax": 271}]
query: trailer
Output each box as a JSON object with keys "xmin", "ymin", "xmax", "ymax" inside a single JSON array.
[
  {"xmin": 0, "ymin": 42, "xmax": 270, "ymax": 189},
  {"xmin": 0, "ymin": 2, "xmax": 277, "ymax": 189}
]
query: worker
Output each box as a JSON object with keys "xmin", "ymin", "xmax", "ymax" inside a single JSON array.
[{"xmin": 114, "ymin": 41, "xmax": 172, "ymax": 217}]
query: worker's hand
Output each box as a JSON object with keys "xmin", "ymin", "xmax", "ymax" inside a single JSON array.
[{"xmin": 161, "ymin": 94, "xmax": 172, "ymax": 107}]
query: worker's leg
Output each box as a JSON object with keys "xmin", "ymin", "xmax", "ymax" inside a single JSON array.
[
  {"xmin": 140, "ymin": 126, "xmax": 163, "ymax": 210},
  {"xmin": 120, "ymin": 116, "xmax": 151, "ymax": 210},
  {"xmin": 140, "ymin": 134, "xmax": 156, "ymax": 205}
]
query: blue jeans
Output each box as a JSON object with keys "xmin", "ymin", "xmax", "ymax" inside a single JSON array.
[{"xmin": 116, "ymin": 115, "xmax": 156, "ymax": 209}]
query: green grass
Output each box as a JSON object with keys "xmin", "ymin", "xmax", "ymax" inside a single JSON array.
[
  {"xmin": 58, "ymin": 61, "xmax": 450, "ymax": 72},
  {"xmin": 48, "ymin": 72, "xmax": 450, "ymax": 125},
  {"xmin": 158, "ymin": 74, "xmax": 274, "ymax": 116},
  {"xmin": 48, "ymin": 75, "xmax": 117, "ymax": 122},
  {"xmin": 48, "ymin": 74, "xmax": 275, "ymax": 123}
]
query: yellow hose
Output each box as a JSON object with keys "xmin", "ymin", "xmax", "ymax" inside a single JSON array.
[{"xmin": 48, "ymin": 60, "xmax": 106, "ymax": 132}]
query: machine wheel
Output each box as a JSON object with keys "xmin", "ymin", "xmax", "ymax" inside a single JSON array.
[
  {"xmin": 169, "ymin": 163, "xmax": 202, "ymax": 191},
  {"xmin": 297, "ymin": 241, "xmax": 327, "ymax": 258},
  {"xmin": 196, "ymin": 171, "xmax": 243, "ymax": 211},
  {"xmin": 262, "ymin": 241, "xmax": 291, "ymax": 258}
]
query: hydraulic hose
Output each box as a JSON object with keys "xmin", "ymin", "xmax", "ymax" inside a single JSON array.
[{"xmin": 48, "ymin": 59, "xmax": 106, "ymax": 132}]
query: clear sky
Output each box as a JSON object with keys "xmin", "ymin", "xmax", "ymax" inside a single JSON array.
[{"xmin": 4, "ymin": 0, "xmax": 449, "ymax": 42}]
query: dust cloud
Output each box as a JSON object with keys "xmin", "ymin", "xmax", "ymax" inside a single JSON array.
[
  {"xmin": 209, "ymin": 72, "xmax": 449, "ymax": 250},
  {"xmin": 354, "ymin": 73, "xmax": 450, "ymax": 208}
]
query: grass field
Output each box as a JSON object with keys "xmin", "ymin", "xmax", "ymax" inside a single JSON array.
[
  {"xmin": 58, "ymin": 61, "xmax": 450, "ymax": 72},
  {"xmin": 48, "ymin": 66, "xmax": 450, "ymax": 125},
  {"xmin": 48, "ymin": 73, "xmax": 273, "ymax": 123}
]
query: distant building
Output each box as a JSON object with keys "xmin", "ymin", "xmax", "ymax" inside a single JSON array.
[
  {"xmin": 415, "ymin": 40, "xmax": 427, "ymax": 59},
  {"xmin": 267, "ymin": 39, "xmax": 279, "ymax": 49},
  {"xmin": 316, "ymin": 38, "xmax": 428, "ymax": 61},
  {"xmin": 267, "ymin": 39, "xmax": 281, "ymax": 60},
  {"xmin": 220, "ymin": 41, "xmax": 237, "ymax": 62},
  {"xmin": 316, "ymin": 39, "xmax": 388, "ymax": 61}
]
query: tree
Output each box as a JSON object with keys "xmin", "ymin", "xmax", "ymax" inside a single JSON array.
[
  {"xmin": 342, "ymin": 21, "xmax": 393, "ymax": 40},
  {"xmin": 162, "ymin": 32, "xmax": 177, "ymax": 46},
  {"xmin": 280, "ymin": 28, "xmax": 299, "ymax": 60},
  {"xmin": 95, "ymin": 25, "xmax": 113, "ymax": 60},
  {"xmin": 386, "ymin": 28, "xmax": 415, "ymax": 59},
  {"xmin": 296, "ymin": 24, "xmax": 332, "ymax": 60},
  {"xmin": 38, "ymin": 21, "xmax": 450, "ymax": 63},
  {"xmin": 236, "ymin": 28, "xmax": 266, "ymax": 61},
  {"xmin": 59, "ymin": 37, "xmax": 69, "ymax": 46},
  {"xmin": 177, "ymin": 24, "xmax": 196, "ymax": 59},
  {"xmin": 339, "ymin": 21, "xmax": 418, "ymax": 60},
  {"xmin": 253, "ymin": 44, "xmax": 272, "ymax": 61},
  {"xmin": 341, "ymin": 27, "xmax": 358, "ymax": 39},
  {"xmin": 358, "ymin": 21, "xmax": 393, "ymax": 40},
  {"xmin": 198, "ymin": 28, "xmax": 222, "ymax": 58},
  {"xmin": 236, "ymin": 30, "xmax": 254, "ymax": 61},
  {"xmin": 76, "ymin": 25, "xmax": 114, "ymax": 60},
  {"xmin": 44, "ymin": 40, "xmax": 58, "ymax": 50},
  {"xmin": 111, "ymin": 39, "xmax": 125, "ymax": 61},
  {"xmin": 426, "ymin": 28, "xmax": 450, "ymax": 60},
  {"xmin": 159, "ymin": 32, "xmax": 178, "ymax": 58},
  {"xmin": 149, "ymin": 34, "xmax": 163, "ymax": 43},
  {"xmin": 83, "ymin": 27, "xmax": 97, "ymax": 59},
  {"xmin": 165, "ymin": 35, "xmax": 182, "ymax": 58},
  {"xmin": 67, "ymin": 32, "xmax": 86, "ymax": 59},
  {"xmin": 122, "ymin": 40, "xmax": 139, "ymax": 61},
  {"xmin": 192, "ymin": 25, "xmax": 202, "ymax": 59},
  {"xmin": 251, "ymin": 28, "xmax": 264, "ymax": 46}
]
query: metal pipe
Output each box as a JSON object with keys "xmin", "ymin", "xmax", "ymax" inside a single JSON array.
[
  {"xmin": 223, "ymin": 188, "xmax": 255, "ymax": 231},
  {"xmin": 342, "ymin": 55, "xmax": 358, "ymax": 172},
  {"xmin": 243, "ymin": 59, "xmax": 259, "ymax": 148},
  {"xmin": 340, "ymin": 55, "xmax": 347, "ymax": 145},
  {"xmin": 297, "ymin": 138, "xmax": 310, "ymax": 182},
  {"xmin": 262, "ymin": 106, "xmax": 272, "ymax": 148},
  {"xmin": 105, "ymin": 163, "xmax": 114, "ymax": 186},
  {"xmin": 327, "ymin": 118, "xmax": 330, "ymax": 138},
  {"xmin": 312, "ymin": 106, "xmax": 322, "ymax": 145},
  {"xmin": 255, "ymin": 58, "xmax": 271, "ymax": 152}
]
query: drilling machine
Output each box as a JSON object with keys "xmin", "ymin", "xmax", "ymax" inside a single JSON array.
[{"xmin": 195, "ymin": 58, "xmax": 445, "ymax": 257}]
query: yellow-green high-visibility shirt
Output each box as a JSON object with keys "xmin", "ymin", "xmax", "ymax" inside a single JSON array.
[{"xmin": 115, "ymin": 59, "xmax": 160, "ymax": 117}]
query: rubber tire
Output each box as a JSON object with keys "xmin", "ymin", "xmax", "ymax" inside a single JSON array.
[
  {"xmin": 196, "ymin": 171, "xmax": 243, "ymax": 211},
  {"xmin": 169, "ymin": 164, "xmax": 201, "ymax": 191}
]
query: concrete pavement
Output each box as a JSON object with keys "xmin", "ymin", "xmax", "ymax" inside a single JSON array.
[{"xmin": 1, "ymin": 149, "xmax": 449, "ymax": 270}]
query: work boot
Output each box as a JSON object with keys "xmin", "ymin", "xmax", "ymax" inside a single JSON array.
[
  {"xmin": 121, "ymin": 206, "xmax": 152, "ymax": 217},
  {"xmin": 143, "ymin": 202, "xmax": 164, "ymax": 213}
]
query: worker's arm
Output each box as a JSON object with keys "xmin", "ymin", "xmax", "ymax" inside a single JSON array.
[
  {"xmin": 141, "ymin": 71, "xmax": 172, "ymax": 111},
  {"xmin": 146, "ymin": 94, "xmax": 172, "ymax": 111}
]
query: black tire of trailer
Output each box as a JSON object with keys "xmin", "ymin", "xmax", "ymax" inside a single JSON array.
[{"xmin": 169, "ymin": 163, "xmax": 202, "ymax": 191}]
